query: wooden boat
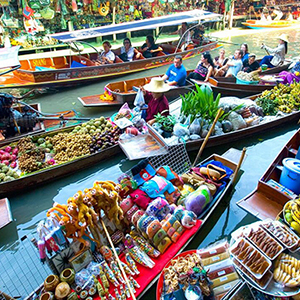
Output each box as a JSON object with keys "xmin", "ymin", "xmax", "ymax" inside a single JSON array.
[
  {"xmin": 242, "ymin": 19, "xmax": 300, "ymax": 29},
  {"xmin": 237, "ymin": 129, "xmax": 300, "ymax": 220},
  {"xmin": 0, "ymin": 10, "xmax": 222, "ymax": 89},
  {"xmin": 192, "ymin": 60, "xmax": 292, "ymax": 97},
  {"xmin": 78, "ymin": 70, "xmax": 194, "ymax": 107},
  {"xmin": 0, "ymin": 198, "xmax": 12, "ymax": 229}
]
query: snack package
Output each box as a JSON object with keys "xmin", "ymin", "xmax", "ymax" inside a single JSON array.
[{"xmin": 198, "ymin": 241, "xmax": 229, "ymax": 259}]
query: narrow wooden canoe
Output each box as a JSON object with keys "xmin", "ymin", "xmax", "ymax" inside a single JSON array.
[
  {"xmin": 192, "ymin": 60, "xmax": 292, "ymax": 97},
  {"xmin": 242, "ymin": 19, "xmax": 300, "ymax": 29},
  {"xmin": 78, "ymin": 70, "xmax": 194, "ymax": 107},
  {"xmin": 0, "ymin": 42, "xmax": 222, "ymax": 90},
  {"xmin": 0, "ymin": 198, "xmax": 12, "ymax": 229},
  {"xmin": 237, "ymin": 129, "xmax": 300, "ymax": 220}
]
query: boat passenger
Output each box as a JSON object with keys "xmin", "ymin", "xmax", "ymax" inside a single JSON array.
[
  {"xmin": 100, "ymin": 41, "xmax": 115, "ymax": 64},
  {"xmin": 187, "ymin": 52, "xmax": 215, "ymax": 82},
  {"xmin": 162, "ymin": 55, "xmax": 187, "ymax": 86},
  {"xmin": 140, "ymin": 35, "xmax": 163, "ymax": 58},
  {"xmin": 292, "ymin": 6, "xmax": 300, "ymax": 20},
  {"xmin": 215, "ymin": 49, "xmax": 243, "ymax": 78},
  {"xmin": 278, "ymin": 60, "xmax": 300, "ymax": 84},
  {"xmin": 261, "ymin": 8, "xmax": 272, "ymax": 21},
  {"xmin": 117, "ymin": 38, "xmax": 142, "ymax": 62},
  {"xmin": 241, "ymin": 43, "xmax": 249, "ymax": 63},
  {"xmin": 214, "ymin": 49, "xmax": 229, "ymax": 69},
  {"xmin": 260, "ymin": 34, "xmax": 288, "ymax": 68},
  {"xmin": 172, "ymin": 22, "xmax": 192, "ymax": 49},
  {"xmin": 242, "ymin": 53, "xmax": 260, "ymax": 73},
  {"xmin": 141, "ymin": 77, "xmax": 170, "ymax": 125}
]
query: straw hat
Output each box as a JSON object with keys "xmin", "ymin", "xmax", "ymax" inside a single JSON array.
[
  {"xmin": 277, "ymin": 34, "xmax": 289, "ymax": 43},
  {"xmin": 143, "ymin": 77, "xmax": 170, "ymax": 93}
]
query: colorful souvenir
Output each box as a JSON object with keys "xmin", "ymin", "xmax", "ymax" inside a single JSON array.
[
  {"xmin": 120, "ymin": 261, "xmax": 135, "ymax": 276},
  {"xmin": 137, "ymin": 215, "xmax": 156, "ymax": 234},
  {"xmin": 110, "ymin": 261, "xmax": 125, "ymax": 284},
  {"xmin": 124, "ymin": 253, "xmax": 139, "ymax": 275},
  {"xmin": 125, "ymin": 205, "xmax": 139, "ymax": 223},
  {"xmin": 131, "ymin": 159, "xmax": 156, "ymax": 186},
  {"xmin": 185, "ymin": 185, "xmax": 211, "ymax": 216},
  {"xmin": 101, "ymin": 261, "xmax": 119, "ymax": 287},
  {"xmin": 130, "ymin": 233, "xmax": 160, "ymax": 258},
  {"xmin": 93, "ymin": 275, "xmax": 105, "ymax": 297},
  {"xmin": 157, "ymin": 165, "xmax": 184, "ymax": 189},
  {"xmin": 100, "ymin": 246, "xmax": 113, "ymax": 262},
  {"xmin": 99, "ymin": 265, "xmax": 110, "ymax": 289},
  {"xmin": 146, "ymin": 219, "xmax": 162, "ymax": 240},
  {"xmin": 130, "ymin": 276, "xmax": 140, "ymax": 289},
  {"xmin": 120, "ymin": 198, "xmax": 134, "ymax": 214},
  {"xmin": 157, "ymin": 236, "xmax": 172, "ymax": 253},
  {"xmin": 128, "ymin": 189, "xmax": 152, "ymax": 210},
  {"xmin": 152, "ymin": 228, "xmax": 168, "ymax": 247},
  {"xmin": 114, "ymin": 288, "xmax": 122, "ymax": 300},
  {"xmin": 131, "ymin": 210, "xmax": 145, "ymax": 227},
  {"xmin": 145, "ymin": 197, "xmax": 171, "ymax": 221}
]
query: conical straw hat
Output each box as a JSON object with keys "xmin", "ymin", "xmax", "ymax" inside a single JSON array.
[{"xmin": 143, "ymin": 77, "xmax": 170, "ymax": 93}]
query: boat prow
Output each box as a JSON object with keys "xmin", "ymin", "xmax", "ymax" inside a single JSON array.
[{"xmin": 242, "ymin": 19, "xmax": 300, "ymax": 29}]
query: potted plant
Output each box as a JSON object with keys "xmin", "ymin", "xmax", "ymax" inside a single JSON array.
[{"xmin": 154, "ymin": 112, "xmax": 176, "ymax": 138}]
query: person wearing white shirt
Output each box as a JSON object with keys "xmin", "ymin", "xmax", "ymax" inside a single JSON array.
[
  {"xmin": 100, "ymin": 41, "xmax": 115, "ymax": 64},
  {"xmin": 215, "ymin": 49, "xmax": 243, "ymax": 78}
]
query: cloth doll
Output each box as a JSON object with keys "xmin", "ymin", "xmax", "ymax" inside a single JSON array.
[
  {"xmin": 185, "ymin": 185, "xmax": 211, "ymax": 216},
  {"xmin": 156, "ymin": 165, "xmax": 184, "ymax": 189},
  {"xmin": 128, "ymin": 188, "xmax": 152, "ymax": 210}
]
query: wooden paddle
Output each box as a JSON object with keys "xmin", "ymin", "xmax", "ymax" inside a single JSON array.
[
  {"xmin": 100, "ymin": 219, "xmax": 136, "ymax": 300},
  {"xmin": 192, "ymin": 108, "xmax": 223, "ymax": 167},
  {"xmin": 232, "ymin": 147, "xmax": 247, "ymax": 186}
]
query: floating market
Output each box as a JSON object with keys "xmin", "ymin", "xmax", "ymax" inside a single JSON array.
[{"xmin": 1, "ymin": 1, "xmax": 300, "ymax": 300}]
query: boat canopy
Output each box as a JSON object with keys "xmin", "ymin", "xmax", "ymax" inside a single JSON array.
[
  {"xmin": 0, "ymin": 46, "xmax": 21, "ymax": 76},
  {"xmin": 49, "ymin": 10, "xmax": 221, "ymax": 42},
  {"xmin": 0, "ymin": 46, "xmax": 20, "ymax": 69}
]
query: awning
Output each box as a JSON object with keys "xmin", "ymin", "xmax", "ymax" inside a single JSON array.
[
  {"xmin": 0, "ymin": 46, "xmax": 20, "ymax": 69},
  {"xmin": 49, "ymin": 10, "xmax": 221, "ymax": 42}
]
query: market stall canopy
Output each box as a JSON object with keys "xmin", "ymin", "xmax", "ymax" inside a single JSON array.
[
  {"xmin": 0, "ymin": 46, "xmax": 21, "ymax": 76},
  {"xmin": 49, "ymin": 10, "xmax": 221, "ymax": 42}
]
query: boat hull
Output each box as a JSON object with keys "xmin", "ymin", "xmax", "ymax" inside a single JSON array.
[
  {"xmin": 242, "ymin": 20, "xmax": 300, "ymax": 29},
  {"xmin": 0, "ymin": 42, "xmax": 221, "ymax": 89}
]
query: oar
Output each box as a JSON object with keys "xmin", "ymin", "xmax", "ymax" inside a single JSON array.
[
  {"xmin": 100, "ymin": 218, "xmax": 136, "ymax": 300},
  {"xmin": 232, "ymin": 147, "xmax": 247, "ymax": 186},
  {"xmin": 192, "ymin": 108, "xmax": 223, "ymax": 167}
]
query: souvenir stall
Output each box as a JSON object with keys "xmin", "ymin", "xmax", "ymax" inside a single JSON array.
[{"xmin": 28, "ymin": 108, "xmax": 238, "ymax": 300}]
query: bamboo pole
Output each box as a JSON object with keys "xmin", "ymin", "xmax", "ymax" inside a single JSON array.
[
  {"xmin": 192, "ymin": 108, "xmax": 223, "ymax": 167},
  {"xmin": 100, "ymin": 219, "xmax": 136, "ymax": 300},
  {"xmin": 232, "ymin": 147, "xmax": 247, "ymax": 186}
]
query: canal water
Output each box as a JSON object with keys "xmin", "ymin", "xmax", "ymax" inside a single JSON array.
[{"xmin": 1, "ymin": 27, "xmax": 300, "ymax": 298}]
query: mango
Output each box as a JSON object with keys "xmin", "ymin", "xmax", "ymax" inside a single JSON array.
[
  {"xmin": 285, "ymin": 213, "xmax": 293, "ymax": 224},
  {"xmin": 290, "ymin": 221, "xmax": 300, "ymax": 235}
]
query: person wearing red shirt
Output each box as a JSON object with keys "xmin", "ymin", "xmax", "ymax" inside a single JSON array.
[{"xmin": 141, "ymin": 77, "xmax": 170, "ymax": 125}]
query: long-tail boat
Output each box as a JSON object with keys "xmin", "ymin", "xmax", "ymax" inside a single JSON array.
[
  {"xmin": 0, "ymin": 10, "xmax": 222, "ymax": 90},
  {"xmin": 237, "ymin": 129, "xmax": 300, "ymax": 220},
  {"xmin": 78, "ymin": 71, "xmax": 194, "ymax": 107},
  {"xmin": 78, "ymin": 59, "xmax": 291, "ymax": 107},
  {"xmin": 242, "ymin": 19, "xmax": 300, "ymax": 29}
]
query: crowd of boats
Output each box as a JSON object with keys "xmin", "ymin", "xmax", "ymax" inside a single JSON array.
[{"xmin": 1, "ymin": 9, "xmax": 300, "ymax": 300}]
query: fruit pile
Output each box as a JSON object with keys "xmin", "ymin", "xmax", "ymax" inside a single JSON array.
[
  {"xmin": 0, "ymin": 146, "xmax": 18, "ymax": 169},
  {"xmin": 33, "ymin": 137, "xmax": 55, "ymax": 154},
  {"xmin": 72, "ymin": 117, "xmax": 113, "ymax": 136},
  {"xmin": 49, "ymin": 132, "xmax": 92, "ymax": 164},
  {"xmin": 284, "ymin": 199, "xmax": 300, "ymax": 235},
  {"xmin": 17, "ymin": 136, "xmax": 46, "ymax": 173},
  {"xmin": 90, "ymin": 126, "xmax": 121, "ymax": 153},
  {"xmin": 257, "ymin": 82, "xmax": 300, "ymax": 115},
  {"xmin": 0, "ymin": 163, "xmax": 19, "ymax": 182}
]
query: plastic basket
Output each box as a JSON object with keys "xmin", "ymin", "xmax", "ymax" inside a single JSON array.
[{"xmin": 236, "ymin": 77, "xmax": 259, "ymax": 85}]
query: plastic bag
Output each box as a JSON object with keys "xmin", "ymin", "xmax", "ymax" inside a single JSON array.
[
  {"xmin": 75, "ymin": 269, "xmax": 94, "ymax": 290},
  {"xmin": 189, "ymin": 118, "xmax": 201, "ymax": 135},
  {"xmin": 87, "ymin": 261, "xmax": 101, "ymax": 277},
  {"xmin": 133, "ymin": 88, "xmax": 145, "ymax": 107},
  {"xmin": 173, "ymin": 123, "xmax": 189, "ymax": 137},
  {"xmin": 117, "ymin": 103, "xmax": 132, "ymax": 118},
  {"xmin": 183, "ymin": 114, "xmax": 192, "ymax": 126}
]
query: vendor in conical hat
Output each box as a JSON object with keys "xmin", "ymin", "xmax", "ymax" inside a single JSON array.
[
  {"xmin": 260, "ymin": 34, "xmax": 288, "ymax": 68},
  {"xmin": 141, "ymin": 77, "xmax": 170, "ymax": 125}
]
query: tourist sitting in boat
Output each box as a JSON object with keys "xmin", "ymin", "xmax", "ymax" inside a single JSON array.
[
  {"xmin": 292, "ymin": 6, "xmax": 300, "ymax": 20},
  {"xmin": 278, "ymin": 60, "xmax": 300, "ymax": 84},
  {"xmin": 261, "ymin": 7, "xmax": 272, "ymax": 21},
  {"xmin": 140, "ymin": 35, "xmax": 163, "ymax": 58},
  {"xmin": 100, "ymin": 41, "xmax": 115, "ymax": 64},
  {"xmin": 187, "ymin": 52, "xmax": 215, "ymax": 82},
  {"xmin": 214, "ymin": 49, "xmax": 229, "ymax": 69},
  {"xmin": 260, "ymin": 34, "xmax": 288, "ymax": 68},
  {"xmin": 242, "ymin": 53, "xmax": 260, "ymax": 73},
  {"xmin": 162, "ymin": 55, "xmax": 187, "ymax": 86},
  {"xmin": 172, "ymin": 22, "xmax": 192, "ymax": 49},
  {"xmin": 141, "ymin": 77, "xmax": 170, "ymax": 125},
  {"xmin": 191, "ymin": 24, "xmax": 205, "ymax": 44},
  {"xmin": 241, "ymin": 43, "xmax": 249, "ymax": 63},
  {"xmin": 115, "ymin": 38, "xmax": 142, "ymax": 62},
  {"xmin": 215, "ymin": 49, "xmax": 243, "ymax": 78}
]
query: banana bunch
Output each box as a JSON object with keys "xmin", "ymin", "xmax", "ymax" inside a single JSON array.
[
  {"xmin": 274, "ymin": 253, "xmax": 300, "ymax": 287},
  {"xmin": 284, "ymin": 199, "xmax": 300, "ymax": 235},
  {"xmin": 258, "ymin": 82, "xmax": 300, "ymax": 115}
]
